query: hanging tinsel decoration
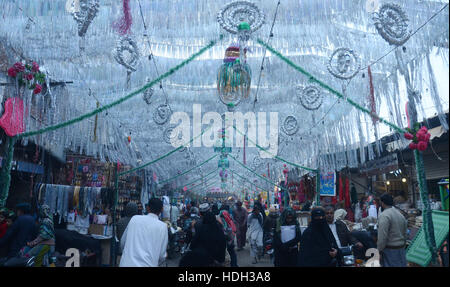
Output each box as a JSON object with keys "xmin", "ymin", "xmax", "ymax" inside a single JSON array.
[
  {"xmin": 71, "ymin": 0, "xmax": 100, "ymax": 37},
  {"xmin": 217, "ymin": 43, "xmax": 251, "ymax": 111},
  {"xmin": 217, "ymin": 1, "xmax": 265, "ymax": 35},
  {"xmin": 252, "ymin": 155, "xmax": 262, "ymax": 170},
  {"xmin": 281, "ymin": 115, "xmax": 299, "ymax": 136},
  {"xmin": 113, "ymin": 36, "xmax": 139, "ymax": 73},
  {"xmin": 153, "ymin": 104, "xmax": 172, "ymax": 125},
  {"xmin": 142, "ymin": 78, "xmax": 154, "ymax": 105},
  {"xmin": 297, "ymin": 85, "xmax": 323, "ymax": 111},
  {"xmin": 327, "ymin": 48, "xmax": 360, "ymax": 80},
  {"xmin": 163, "ymin": 125, "xmax": 176, "ymax": 144},
  {"xmin": 373, "ymin": 3, "xmax": 411, "ymax": 46}
]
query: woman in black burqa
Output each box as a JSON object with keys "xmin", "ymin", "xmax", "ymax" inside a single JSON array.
[
  {"xmin": 298, "ymin": 207, "xmax": 342, "ymax": 267},
  {"xmin": 189, "ymin": 210, "xmax": 227, "ymax": 266}
]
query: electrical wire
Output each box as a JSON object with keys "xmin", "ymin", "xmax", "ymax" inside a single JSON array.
[{"xmin": 253, "ymin": 0, "xmax": 281, "ymax": 109}]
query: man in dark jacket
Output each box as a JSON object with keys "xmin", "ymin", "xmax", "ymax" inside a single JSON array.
[
  {"xmin": 325, "ymin": 205, "xmax": 363, "ymax": 248},
  {"xmin": 232, "ymin": 201, "xmax": 248, "ymax": 251},
  {"xmin": 0, "ymin": 203, "xmax": 37, "ymax": 258},
  {"xmin": 298, "ymin": 207, "xmax": 341, "ymax": 267}
]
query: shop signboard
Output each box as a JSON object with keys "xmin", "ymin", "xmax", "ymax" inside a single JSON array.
[
  {"xmin": 320, "ymin": 172, "xmax": 336, "ymax": 196},
  {"xmin": 359, "ymin": 153, "xmax": 398, "ymax": 176}
]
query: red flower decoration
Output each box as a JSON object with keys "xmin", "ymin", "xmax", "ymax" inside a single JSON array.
[
  {"xmin": 409, "ymin": 142, "xmax": 418, "ymax": 150},
  {"xmin": 13, "ymin": 62, "xmax": 25, "ymax": 72},
  {"xmin": 417, "ymin": 141, "xmax": 428, "ymax": 151},
  {"xmin": 403, "ymin": 132, "xmax": 414, "ymax": 140},
  {"xmin": 7, "ymin": 67, "xmax": 17, "ymax": 77},
  {"xmin": 32, "ymin": 62, "xmax": 39, "ymax": 72},
  {"xmin": 33, "ymin": 84, "xmax": 42, "ymax": 94},
  {"xmin": 25, "ymin": 73, "xmax": 34, "ymax": 81}
]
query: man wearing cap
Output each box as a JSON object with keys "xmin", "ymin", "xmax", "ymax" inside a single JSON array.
[
  {"xmin": 194, "ymin": 203, "xmax": 212, "ymax": 233},
  {"xmin": 377, "ymin": 193, "xmax": 408, "ymax": 267}
]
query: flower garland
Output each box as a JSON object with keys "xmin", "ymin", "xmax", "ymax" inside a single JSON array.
[
  {"xmin": 404, "ymin": 123, "xmax": 431, "ymax": 151},
  {"xmin": 7, "ymin": 61, "xmax": 46, "ymax": 95}
]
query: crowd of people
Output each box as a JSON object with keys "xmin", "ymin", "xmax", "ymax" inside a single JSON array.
[
  {"xmin": 117, "ymin": 192, "xmax": 409, "ymax": 267},
  {"xmin": 0, "ymin": 192, "xmax": 410, "ymax": 267}
]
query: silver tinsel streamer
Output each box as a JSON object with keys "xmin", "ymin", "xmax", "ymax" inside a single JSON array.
[
  {"xmin": 217, "ymin": 1, "xmax": 265, "ymax": 34},
  {"xmin": 426, "ymin": 53, "xmax": 449, "ymax": 130}
]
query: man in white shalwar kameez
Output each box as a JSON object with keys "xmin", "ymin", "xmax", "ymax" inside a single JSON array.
[
  {"xmin": 247, "ymin": 205, "xmax": 264, "ymax": 264},
  {"xmin": 120, "ymin": 198, "xmax": 168, "ymax": 267}
]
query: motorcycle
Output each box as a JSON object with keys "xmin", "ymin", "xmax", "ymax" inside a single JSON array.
[
  {"xmin": 264, "ymin": 231, "xmax": 274, "ymax": 259},
  {"xmin": 0, "ymin": 256, "xmax": 35, "ymax": 267},
  {"xmin": 339, "ymin": 245, "xmax": 355, "ymax": 267}
]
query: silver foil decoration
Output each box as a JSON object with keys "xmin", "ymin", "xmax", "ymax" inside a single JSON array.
[
  {"xmin": 327, "ymin": 48, "xmax": 360, "ymax": 80},
  {"xmin": 153, "ymin": 104, "xmax": 172, "ymax": 125},
  {"xmin": 113, "ymin": 36, "xmax": 140, "ymax": 72},
  {"xmin": 142, "ymin": 78, "xmax": 154, "ymax": 105},
  {"xmin": 297, "ymin": 85, "xmax": 323, "ymax": 110},
  {"xmin": 72, "ymin": 0, "xmax": 100, "ymax": 37},
  {"xmin": 281, "ymin": 115, "xmax": 299, "ymax": 136},
  {"xmin": 373, "ymin": 3, "xmax": 410, "ymax": 46},
  {"xmin": 252, "ymin": 155, "xmax": 263, "ymax": 170},
  {"xmin": 217, "ymin": 1, "xmax": 265, "ymax": 34},
  {"xmin": 163, "ymin": 125, "xmax": 183, "ymax": 145}
]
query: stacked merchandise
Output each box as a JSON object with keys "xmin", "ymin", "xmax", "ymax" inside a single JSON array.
[{"xmin": 115, "ymin": 169, "xmax": 143, "ymax": 221}]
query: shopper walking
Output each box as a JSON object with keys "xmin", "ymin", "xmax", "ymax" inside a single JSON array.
[
  {"xmin": 190, "ymin": 210, "xmax": 227, "ymax": 266},
  {"xmin": 247, "ymin": 205, "xmax": 264, "ymax": 264},
  {"xmin": 273, "ymin": 207, "xmax": 301, "ymax": 267},
  {"xmin": 120, "ymin": 198, "xmax": 168, "ymax": 267},
  {"xmin": 218, "ymin": 205, "xmax": 238, "ymax": 267},
  {"xmin": 377, "ymin": 193, "xmax": 408, "ymax": 267},
  {"xmin": 232, "ymin": 201, "xmax": 248, "ymax": 251}
]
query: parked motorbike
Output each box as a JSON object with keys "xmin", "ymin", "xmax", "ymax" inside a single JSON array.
[{"xmin": 339, "ymin": 245, "xmax": 355, "ymax": 266}]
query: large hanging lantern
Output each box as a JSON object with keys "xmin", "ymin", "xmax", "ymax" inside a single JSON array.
[{"xmin": 217, "ymin": 41, "xmax": 251, "ymax": 110}]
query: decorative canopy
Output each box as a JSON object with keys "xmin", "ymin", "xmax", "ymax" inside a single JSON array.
[{"xmin": 0, "ymin": 0, "xmax": 448, "ymax": 192}]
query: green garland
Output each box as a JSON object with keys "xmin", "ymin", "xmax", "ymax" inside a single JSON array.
[
  {"xmin": 119, "ymin": 124, "xmax": 213, "ymax": 176},
  {"xmin": 176, "ymin": 168, "xmax": 218, "ymax": 190},
  {"xmin": 414, "ymin": 149, "xmax": 438, "ymax": 262},
  {"xmin": 158, "ymin": 154, "xmax": 218, "ymax": 185},
  {"xmin": 256, "ymin": 39, "xmax": 406, "ymax": 134},
  {"xmin": 0, "ymin": 137, "xmax": 16, "ymax": 207},
  {"xmin": 229, "ymin": 154, "xmax": 286, "ymax": 191},
  {"xmin": 16, "ymin": 38, "xmax": 220, "ymax": 139},
  {"xmin": 233, "ymin": 125, "xmax": 318, "ymax": 172},
  {"xmin": 229, "ymin": 169, "xmax": 268, "ymax": 192}
]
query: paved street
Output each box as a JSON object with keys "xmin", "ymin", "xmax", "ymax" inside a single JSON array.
[{"xmin": 165, "ymin": 244, "xmax": 273, "ymax": 267}]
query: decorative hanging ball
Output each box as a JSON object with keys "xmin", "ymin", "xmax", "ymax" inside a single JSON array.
[
  {"xmin": 217, "ymin": 44, "xmax": 251, "ymax": 109},
  {"xmin": 127, "ymin": 135, "xmax": 131, "ymax": 143}
]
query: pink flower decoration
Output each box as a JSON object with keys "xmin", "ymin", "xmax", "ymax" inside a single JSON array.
[
  {"xmin": 424, "ymin": 133, "xmax": 431, "ymax": 142},
  {"xmin": 420, "ymin": 126, "xmax": 428, "ymax": 132},
  {"xmin": 7, "ymin": 67, "xmax": 17, "ymax": 77},
  {"xmin": 32, "ymin": 62, "xmax": 39, "ymax": 72},
  {"xmin": 25, "ymin": 73, "xmax": 33, "ymax": 81},
  {"xmin": 404, "ymin": 132, "xmax": 414, "ymax": 140},
  {"xmin": 409, "ymin": 142, "xmax": 418, "ymax": 150},
  {"xmin": 416, "ymin": 132, "xmax": 426, "ymax": 142},
  {"xmin": 33, "ymin": 84, "xmax": 42, "ymax": 94},
  {"xmin": 13, "ymin": 62, "xmax": 25, "ymax": 72},
  {"xmin": 417, "ymin": 141, "xmax": 428, "ymax": 151}
]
